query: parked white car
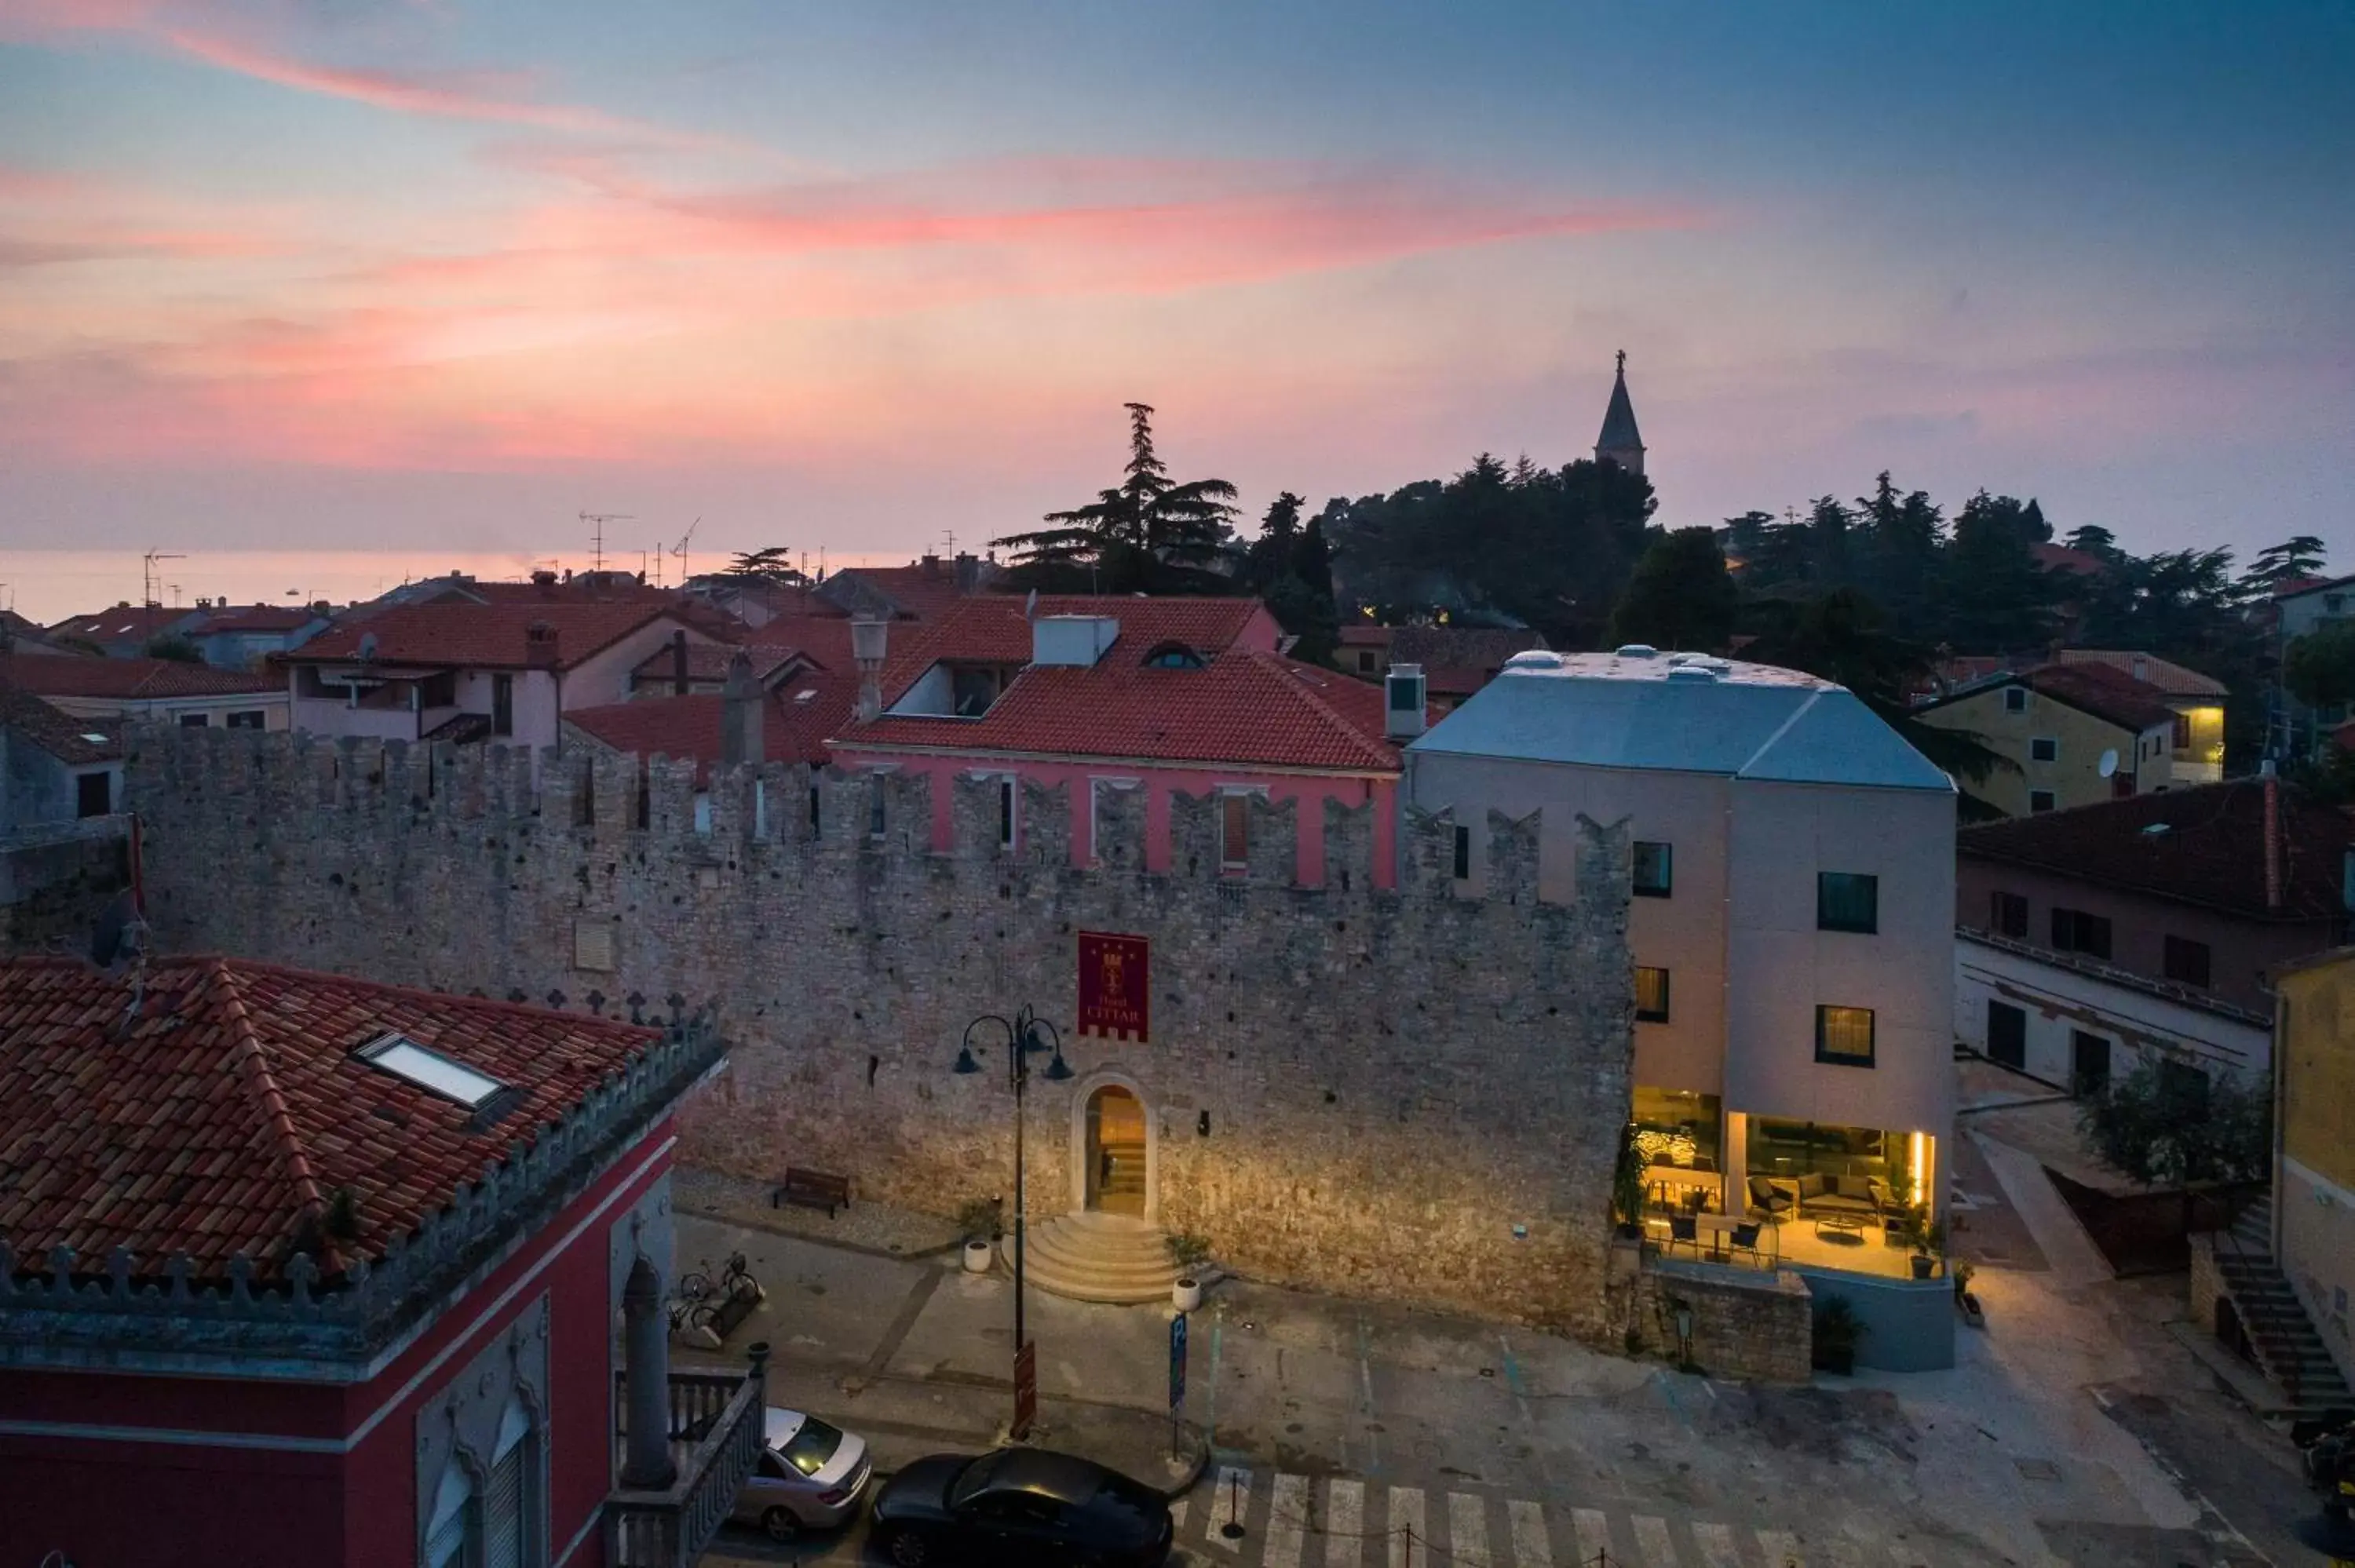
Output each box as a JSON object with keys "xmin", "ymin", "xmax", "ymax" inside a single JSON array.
[{"xmin": 731, "ymin": 1407, "xmax": 873, "ymax": 1541}]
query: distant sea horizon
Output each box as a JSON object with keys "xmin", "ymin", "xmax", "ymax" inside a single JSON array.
[{"xmin": 0, "ymin": 547, "xmax": 911, "ymax": 627}]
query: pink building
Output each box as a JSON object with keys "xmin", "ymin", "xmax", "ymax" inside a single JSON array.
[{"xmin": 828, "ymin": 596, "xmax": 1412, "ymax": 888}]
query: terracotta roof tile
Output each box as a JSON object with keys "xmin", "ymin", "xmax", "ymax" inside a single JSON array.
[
  {"xmin": 568, "ymin": 663, "xmax": 861, "ymax": 777},
  {"xmin": 0, "ymin": 957, "xmax": 663, "ymax": 1284},
  {"xmin": 0, "ymin": 654, "xmax": 278, "ymax": 700},
  {"xmin": 291, "ymin": 601, "xmax": 697, "ymax": 672},
  {"xmin": 1959, "ymin": 778, "xmax": 2352, "ymax": 923},
  {"xmin": 0, "ymin": 684, "xmax": 122, "ymax": 764}
]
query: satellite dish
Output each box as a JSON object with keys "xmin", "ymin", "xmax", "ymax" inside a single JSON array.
[
  {"xmin": 2098, "ymin": 748, "xmax": 2120, "ymax": 779},
  {"xmin": 357, "ymin": 631, "xmax": 379, "ymax": 662}
]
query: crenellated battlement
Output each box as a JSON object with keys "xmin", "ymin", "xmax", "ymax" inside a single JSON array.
[{"xmin": 126, "ymin": 725, "xmax": 1598, "ymax": 908}]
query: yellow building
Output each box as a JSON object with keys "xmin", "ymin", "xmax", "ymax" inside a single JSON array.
[
  {"xmin": 1915, "ymin": 662, "xmax": 2178, "ymax": 818},
  {"xmin": 2272, "ymin": 949, "xmax": 2355, "ymax": 1390},
  {"xmin": 2056, "ymin": 650, "xmax": 2228, "ymax": 784}
]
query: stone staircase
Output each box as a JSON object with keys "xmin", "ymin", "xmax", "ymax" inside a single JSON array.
[
  {"xmin": 1013, "ymin": 1212, "xmax": 1180, "ymax": 1305},
  {"xmin": 2211, "ymin": 1196, "xmax": 2353, "ymax": 1419}
]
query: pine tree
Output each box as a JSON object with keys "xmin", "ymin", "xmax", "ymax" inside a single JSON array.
[{"xmin": 993, "ymin": 403, "xmax": 1238, "ymax": 593}]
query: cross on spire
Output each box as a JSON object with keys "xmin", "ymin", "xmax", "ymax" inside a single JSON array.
[{"xmin": 1616, "ymin": 348, "xmax": 1627, "ymax": 375}]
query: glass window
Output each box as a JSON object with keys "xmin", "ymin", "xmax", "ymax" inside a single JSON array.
[
  {"xmin": 177, "ymin": 712, "xmax": 209, "ymax": 727},
  {"xmin": 1631, "ymin": 1087, "xmax": 1721, "ymax": 1172},
  {"xmin": 2051, "ymin": 907, "xmax": 2112, "ymax": 960},
  {"xmin": 360, "ymin": 1034, "xmax": 506, "ymax": 1108},
  {"xmin": 1817, "ymin": 873, "xmax": 1879, "ymax": 934},
  {"xmin": 1221, "ymin": 795, "xmax": 1249, "ymax": 867},
  {"xmin": 808, "ymin": 783, "xmax": 821, "ymax": 838},
  {"xmin": 1451, "ymin": 824, "xmax": 1470, "ymax": 881},
  {"xmin": 998, "ymin": 779, "xmax": 1016, "ymax": 850},
  {"xmin": 2003, "ymin": 687, "xmax": 2027, "ymax": 713},
  {"xmin": 2163, "ymin": 935, "xmax": 2211, "ymax": 989},
  {"xmin": 867, "ymin": 782, "xmax": 886, "ymax": 839},
  {"xmin": 1745, "ymin": 1118, "xmax": 1904, "ymax": 1184},
  {"xmin": 2030, "ymin": 736, "xmax": 2058, "ymax": 762},
  {"xmin": 1991, "ymin": 890, "xmax": 2028, "ymax": 939},
  {"xmin": 1986, "ymin": 1001, "xmax": 2026, "ymax": 1069},
  {"xmin": 225, "ymin": 709, "xmax": 266, "ymax": 730},
  {"xmin": 1631, "ymin": 841, "xmax": 1672, "ymax": 898},
  {"xmin": 1815, "ymin": 1005, "xmax": 1875, "ymax": 1067},
  {"xmin": 1634, "ymin": 966, "xmax": 1670, "ymax": 1023},
  {"xmin": 2029, "ymin": 789, "xmax": 2057, "ymax": 813},
  {"xmin": 779, "ymin": 1415, "xmax": 845, "ymax": 1478},
  {"xmin": 76, "ymin": 771, "xmax": 111, "ymax": 819},
  {"xmin": 491, "ymin": 673, "xmax": 513, "ymax": 737}
]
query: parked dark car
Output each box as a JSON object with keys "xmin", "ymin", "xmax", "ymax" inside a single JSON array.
[{"xmin": 869, "ymin": 1446, "xmax": 1173, "ymax": 1566}]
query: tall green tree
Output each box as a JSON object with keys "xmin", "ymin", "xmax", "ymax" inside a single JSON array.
[
  {"xmin": 2063, "ymin": 523, "xmax": 2122, "ymax": 560},
  {"xmin": 1608, "ymin": 528, "xmax": 1737, "ymax": 651},
  {"xmin": 2079, "ymin": 1061, "xmax": 2270, "ymax": 1190},
  {"xmin": 1240, "ymin": 491, "xmax": 1340, "ymax": 664},
  {"xmin": 2241, "ymin": 535, "xmax": 2328, "ymax": 594},
  {"xmin": 1937, "ymin": 490, "xmax": 2061, "ymax": 652},
  {"xmin": 994, "ymin": 403, "xmax": 1239, "ymax": 593},
  {"xmin": 725, "ymin": 546, "xmax": 800, "ymax": 585},
  {"xmin": 2284, "ymin": 621, "xmax": 2355, "ymax": 709}
]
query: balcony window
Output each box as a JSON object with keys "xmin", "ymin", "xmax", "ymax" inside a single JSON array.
[
  {"xmin": 1815, "ymin": 1005, "xmax": 1875, "ymax": 1067},
  {"xmin": 1631, "ymin": 841, "xmax": 1672, "ymax": 898},
  {"xmin": 1221, "ymin": 795, "xmax": 1249, "ymax": 869},
  {"xmin": 1632, "ymin": 1085, "xmax": 1721, "ymax": 1172},
  {"xmin": 2051, "ymin": 907, "xmax": 2112, "ymax": 960},
  {"xmin": 2163, "ymin": 935, "xmax": 2211, "ymax": 989},
  {"xmin": 1817, "ymin": 873, "xmax": 1879, "ymax": 934},
  {"xmin": 1991, "ymin": 890, "xmax": 2028, "ymax": 939},
  {"xmin": 1634, "ymin": 966, "xmax": 1670, "ymax": 1023}
]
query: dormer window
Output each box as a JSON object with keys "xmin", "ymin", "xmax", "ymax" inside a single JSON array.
[{"xmin": 1142, "ymin": 643, "xmax": 1205, "ymax": 669}]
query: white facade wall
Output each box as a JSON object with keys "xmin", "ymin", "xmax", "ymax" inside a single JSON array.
[
  {"xmin": 1404, "ymin": 751, "xmax": 1954, "ymax": 1216},
  {"xmin": 1954, "ymin": 932, "xmax": 2270, "ymax": 1089}
]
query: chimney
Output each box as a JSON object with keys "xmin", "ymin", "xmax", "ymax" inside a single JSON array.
[
  {"xmin": 1385, "ymin": 663, "xmax": 1428, "ymax": 740},
  {"xmin": 524, "ymin": 621, "xmax": 559, "ymax": 670},
  {"xmin": 670, "ymin": 629, "xmax": 690, "ymax": 696},
  {"xmin": 920, "ymin": 554, "xmax": 942, "ymax": 580},
  {"xmin": 721, "ymin": 651, "xmax": 762, "ymax": 768},
  {"xmin": 531, "ymin": 568, "xmax": 558, "ymax": 595},
  {"xmin": 954, "ymin": 552, "xmax": 980, "ymax": 593},
  {"xmin": 851, "ymin": 618, "xmax": 889, "ymax": 722},
  {"xmin": 309, "ymin": 600, "xmax": 330, "ymax": 616},
  {"xmin": 2263, "ymin": 769, "xmax": 2282, "ymax": 911}
]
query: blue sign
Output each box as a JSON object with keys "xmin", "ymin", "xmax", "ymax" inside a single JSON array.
[{"xmin": 1168, "ymin": 1312, "xmax": 1188, "ymax": 1409}]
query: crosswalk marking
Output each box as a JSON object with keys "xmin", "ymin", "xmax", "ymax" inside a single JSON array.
[
  {"xmin": 1264, "ymin": 1472, "xmax": 1309, "ymax": 1568},
  {"xmin": 1385, "ymin": 1486, "xmax": 1423, "ymax": 1568},
  {"xmin": 1207, "ymin": 1466, "xmax": 1251, "ymax": 1554},
  {"xmin": 1631, "ymin": 1515, "xmax": 1676, "ymax": 1568},
  {"xmin": 1327, "ymin": 1479, "xmax": 1365, "ymax": 1568},
  {"xmin": 1692, "ymin": 1521, "xmax": 1743, "ymax": 1568},
  {"xmin": 1506, "ymin": 1499, "xmax": 1552, "ymax": 1567},
  {"xmin": 1448, "ymin": 1492, "xmax": 1492, "ymax": 1568},
  {"xmin": 1569, "ymin": 1507, "xmax": 1611, "ymax": 1566},
  {"xmin": 1754, "ymin": 1526, "xmax": 1800, "ymax": 1566}
]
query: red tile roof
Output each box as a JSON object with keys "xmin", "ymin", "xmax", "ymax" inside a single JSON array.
[
  {"xmin": 568, "ymin": 662, "xmax": 862, "ymax": 776},
  {"xmin": 849, "ymin": 650, "xmax": 1402, "ymax": 772},
  {"xmin": 196, "ymin": 604, "xmax": 319, "ymax": 633},
  {"xmin": 46, "ymin": 606, "xmax": 198, "ymax": 643},
  {"xmin": 0, "ymin": 957, "xmax": 664, "ymax": 1284},
  {"xmin": 820, "ymin": 561, "xmax": 989, "ymax": 622},
  {"xmin": 876, "ymin": 596, "xmax": 1273, "ymax": 695},
  {"xmin": 630, "ymin": 643, "xmax": 806, "ymax": 688},
  {"xmin": 0, "ymin": 653, "xmax": 278, "ymax": 700},
  {"xmin": 1959, "ymin": 778, "xmax": 2353, "ymax": 923},
  {"xmin": 0, "ymin": 684, "xmax": 122, "ymax": 764},
  {"xmin": 1920, "ymin": 660, "xmax": 2178, "ymax": 735},
  {"xmin": 2054, "ymin": 649, "xmax": 2229, "ymax": 700},
  {"xmin": 290, "ymin": 601, "xmax": 697, "ymax": 673}
]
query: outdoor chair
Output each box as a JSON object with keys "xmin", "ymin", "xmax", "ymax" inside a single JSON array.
[
  {"xmin": 1746, "ymin": 1176, "xmax": 1793, "ymax": 1221},
  {"xmin": 1729, "ymin": 1222, "xmax": 1764, "ymax": 1267},
  {"xmin": 1667, "ymin": 1213, "xmax": 1699, "ymax": 1258}
]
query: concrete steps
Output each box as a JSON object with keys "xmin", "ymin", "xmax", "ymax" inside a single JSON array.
[
  {"xmin": 1012, "ymin": 1212, "xmax": 1180, "ymax": 1304},
  {"xmin": 2214, "ymin": 1245, "xmax": 2354, "ymax": 1417}
]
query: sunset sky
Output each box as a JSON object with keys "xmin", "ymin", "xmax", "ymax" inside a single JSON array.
[{"xmin": 2, "ymin": 2, "xmax": 2350, "ymax": 618}]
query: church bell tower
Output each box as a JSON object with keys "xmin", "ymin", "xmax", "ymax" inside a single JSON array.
[{"xmin": 1594, "ymin": 350, "xmax": 1645, "ymax": 476}]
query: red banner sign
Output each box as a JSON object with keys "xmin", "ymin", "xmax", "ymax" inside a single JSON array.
[{"xmin": 1077, "ymin": 931, "xmax": 1149, "ymax": 1042}]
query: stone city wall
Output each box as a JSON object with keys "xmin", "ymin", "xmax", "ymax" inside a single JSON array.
[{"xmin": 125, "ymin": 727, "xmax": 1635, "ymax": 1335}]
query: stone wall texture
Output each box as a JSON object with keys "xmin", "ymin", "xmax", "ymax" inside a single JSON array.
[
  {"xmin": 1612, "ymin": 1249, "xmax": 1814, "ymax": 1383},
  {"xmin": 124, "ymin": 728, "xmax": 1636, "ymax": 1336}
]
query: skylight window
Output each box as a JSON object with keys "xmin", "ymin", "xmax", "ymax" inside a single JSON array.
[{"xmin": 358, "ymin": 1033, "xmax": 507, "ymax": 1108}]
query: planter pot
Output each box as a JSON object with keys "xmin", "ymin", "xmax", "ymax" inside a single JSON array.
[
  {"xmin": 1910, "ymin": 1254, "xmax": 1936, "ymax": 1281},
  {"xmin": 963, "ymin": 1239, "xmax": 995, "ymax": 1274},
  {"xmin": 1172, "ymin": 1277, "xmax": 1203, "ymax": 1313}
]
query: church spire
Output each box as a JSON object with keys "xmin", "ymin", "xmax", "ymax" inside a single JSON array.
[{"xmin": 1594, "ymin": 350, "xmax": 1645, "ymax": 476}]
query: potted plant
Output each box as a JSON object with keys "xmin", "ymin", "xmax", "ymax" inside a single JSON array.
[
  {"xmin": 1905, "ymin": 1215, "xmax": 1945, "ymax": 1281},
  {"xmin": 1812, "ymin": 1297, "xmax": 1866, "ymax": 1376},
  {"xmin": 1612, "ymin": 1125, "xmax": 1648, "ymax": 1241},
  {"xmin": 1952, "ymin": 1260, "xmax": 1984, "ymax": 1326},
  {"xmin": 956, "ymin": 1198, "xmax": 1001, "ymax": 1274},
  {"xmin": 1167, "ymin": 1233, "xmax": 1213, "ymax": 1311}
]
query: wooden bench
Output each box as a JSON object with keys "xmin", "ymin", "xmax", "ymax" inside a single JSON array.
[{"xmin": 772, "ymin": 1166, "xmax": 851, "ymax": 1218}]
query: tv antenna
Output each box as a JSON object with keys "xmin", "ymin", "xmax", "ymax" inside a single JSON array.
[
  {"xmin": 579, "ymin": 512, "xmax": 633, "ymax": 574},
  {"xmin": 670, "ymin": 516, "xmax": 701, "ymax": 587},
  {"xmin": 142, "ymin": 549, "xmax": 185, "ymax": 609}
]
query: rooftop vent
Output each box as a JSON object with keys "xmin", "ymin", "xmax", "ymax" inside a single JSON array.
[
  {"xmin": 1665, "ymin": 665, "xmax": 1721, "ymax": 683},
  {"xmin": 1033, "ymin": 614, "xmax": 1119, "ymax": 668},
  {"xmin": 1502, "ymin": 650, "xmax": 1564, "ymax": 672},
  {"xmin": 1386, "ymin": 663, "xmax": 1427, "ymax": 740},
  {"xmin": 1613, "ymin": 644, "xmax": 1659, "ymax": 659}
]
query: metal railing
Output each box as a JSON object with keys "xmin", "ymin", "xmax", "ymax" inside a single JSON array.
[{"xmin": 606, "ymin": 1347, "xmax": 769, "ymax": 1568}]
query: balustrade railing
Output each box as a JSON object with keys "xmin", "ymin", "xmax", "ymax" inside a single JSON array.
[{"xmin": 608, "ymin": 1346, "xmax": 769, "ymax": 1568}]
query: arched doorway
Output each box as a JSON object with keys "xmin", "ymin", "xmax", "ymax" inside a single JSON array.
[{"xmin": 1083, "ymin": 1085, "xmax": 1148, "ymax": 1216}]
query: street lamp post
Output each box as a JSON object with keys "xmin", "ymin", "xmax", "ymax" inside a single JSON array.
[{"xmin": 955, "ymin": 1005, "xmax": 1072, "ymax": 1431}]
